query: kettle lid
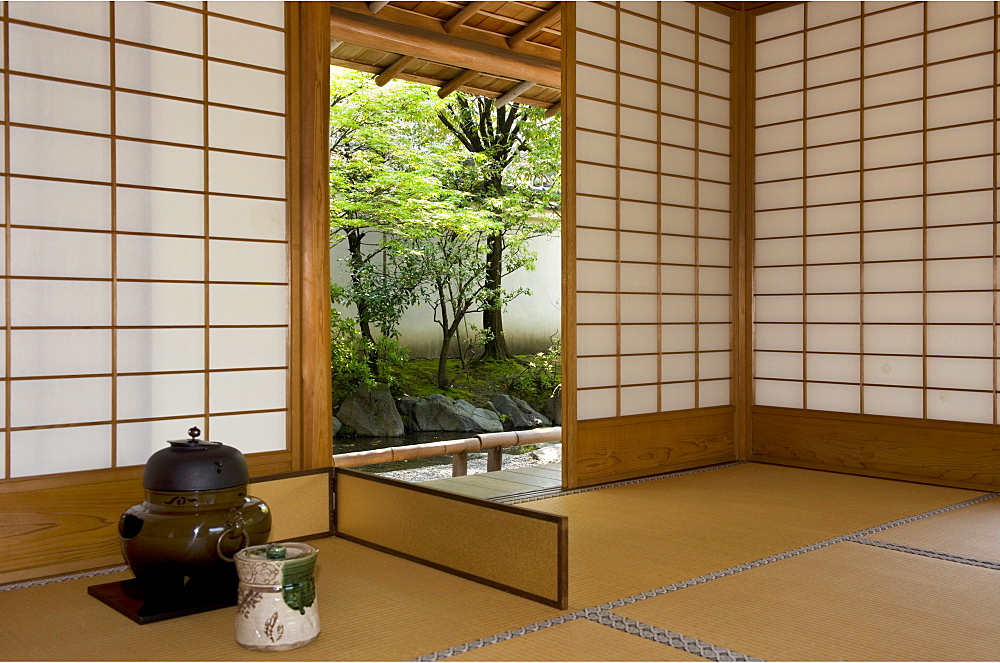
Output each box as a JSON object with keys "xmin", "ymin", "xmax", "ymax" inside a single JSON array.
[{"xmin": 142, "ymin": 427, "xmax": 250, "ymax": 491}]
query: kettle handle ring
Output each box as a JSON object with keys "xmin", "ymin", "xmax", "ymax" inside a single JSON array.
[{"xmin": 216, "ymin": 528, "xmax": 250, "ymax": 562}]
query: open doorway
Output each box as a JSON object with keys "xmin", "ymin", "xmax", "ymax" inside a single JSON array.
[{"xmin": 326, "ymin": 2, "xmax": 563, "ymax": 496}]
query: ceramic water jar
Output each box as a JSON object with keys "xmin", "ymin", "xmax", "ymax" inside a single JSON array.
[{"xmin": 234, "ymin": 543, "xmax": 320, "ymax": 651}]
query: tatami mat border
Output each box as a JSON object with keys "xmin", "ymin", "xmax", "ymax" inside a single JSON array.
[
  {"xmin": 854, "ymin": 537, "xmax": 1000, "ymax": 571},
  {"xmin": 0, "ymin": 565, "xmax": 128, "ymax": 592},
  {"xmin": 502, "ymin": 462, "xmax": 747, "ymax": 504},
  {"xmin": 409, "ymin": 613, "xmax": 587, "ymax": 662},
  {"xmin": 585, "ymin": 609, "xmax": 763, "ymax": 662}
]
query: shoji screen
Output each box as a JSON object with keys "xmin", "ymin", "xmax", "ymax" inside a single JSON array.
[
  {"xmin": 1, "ymin": 2, "xmax": 289, "ymax": 479},
  {"xmin": 751, "ymin": 2, "xmax": 1000, "ymax": 488},
  {"xmin": 567, "ymin": 1, "xmax": 736, "ymax": 487}
]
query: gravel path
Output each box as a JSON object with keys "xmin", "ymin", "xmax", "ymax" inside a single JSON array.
[{"xmin": 370, "ymin": 443, "xmax": 561, "ymax": 483}]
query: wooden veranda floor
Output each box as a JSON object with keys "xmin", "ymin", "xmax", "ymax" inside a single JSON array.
[{"xmin": 420, "ymin": 462, "xmax": 563, "ymax": 500}]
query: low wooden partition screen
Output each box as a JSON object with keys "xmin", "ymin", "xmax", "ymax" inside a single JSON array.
[{"xmin": 335, "ymin": 469, "xmax": 569, "ymax": 609}]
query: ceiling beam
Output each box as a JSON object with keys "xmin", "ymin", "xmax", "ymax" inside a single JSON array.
[
  {"xmin": 438, "ymin": 68, "xmax": 479, "ymax": 98},
  {"xmin": 444, "ymin": 1, "xmax": 489, "ymax": 33},
  {"xmin": 367, "ymin": 1, "xmax": 391, "ymax": 13},
  {"xmin": 545, "ymin": 100, "xmax": 560, "ymax": 118},
  {"xmin": 507, "ymin": 4, "xmax": 560, "ymax": 50},
  {"xmin": 494, "ymin": 80, "xmax": 535, "ymax": 108},
  {"xmin": 375, "ymin": 54, "xmax": 415, "ymax": 86},
  {"xmin": 330, "ymin": 5, "xmax": 561, "ymax": 88}
]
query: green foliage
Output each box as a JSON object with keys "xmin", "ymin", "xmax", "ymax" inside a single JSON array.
[
  {"xmin": 330, "ymin": 307, "xmax": 409, "ymax": 404},
  {"xmin": 506, "ymin": 339, "xmax": 562, "ymax": 408}
]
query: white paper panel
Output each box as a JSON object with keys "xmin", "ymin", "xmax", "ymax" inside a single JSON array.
[
  {"xmin": 117, "ymin": 92, "xmax": 203, "ymax": 145},
  {"xmin": 9, "ymin": 76, "xmax": 109, "ymax": 134},
  {"xmin": 927, "ymin": 357, "xmax": 993, "ymax": 391},
  {"xmin": 118, "ymin": 328, "xmax": 205, "ymax": 373},
  {"xmin": 864, "ymin": 229, "xmax": 923, "ymax": 261},
  {"xmin": 699, "ymin": 351, "xmax": 730, "ymax": 380},
  {"xmin": 116, "ymin": 44, "xmax": 203, "ymax": 99},
  {"xmin": 11, "ymin": 377, "xmax": 111, "ymax": 427},
  {"xmin": 699, "ymin": 295, "xmax": 730, "ymax": 322},
  {"xmin": 862, "ymin": 261, "xmax": 923, "ymax": 293},
  {"xmin": 209, "ymin": 152, "xmax": 285, "ymax": 198},
  {"xmin": 10, "ymin": 425, "xmax": 112, "ymax": 477},
  {"xmin": 807, "ymin": 143, "xmax": 859, "ymax": 176},
  {"xmin": 620, "ymin": 263, "xmax": 658, "ymax": 293},
  {"xmin": 927, "ymin": 89, "xmax": 993, "ymax": 128},
  {"xmin": 9, "ymin": 24, "xmax": 110, "ymax": 84},
  {"xmin": 11, "ymin": 329, "xmax": 109, "ymax": 378},
  {"xmin": 863, "ymin": 354, "xmax": 923, "ymax": 386},
  {"xmin": 806, "ymin": 294, "xmax": 860, "ymax": 323},
  {"xmin": 926, "ymin": 54, "xmax": 993, "ymax": 96},
  {"xmin": 660, "ymin": 382, "xmax": 696, "ymax": 411},
  {"xmin": 926, "ymin": 1, "xmax": 993, "ymax": 29},
  {"xmin": 117, "ymin": 140, "xmax": 204, "ymax": 190},
  {"xmin": 807, "ymin": 112, "xmax": 860, "ymax": 146},
  {"xmin": 808, "ymin": 50, "xmax": 860, "ymax": 88},
  {"xmin": 117, "ymin": 282, "xmax": 204, "ymax": 326},
  {"xmin": 926, "ymin": 157, "xmax": 992, "ymax": 195},
  {"xmin": 757, "ymin": 351, "xmax": 802, "ymax": 380},
  {"xmin": 661, "ymin": 295, "xmax": 696, "ymax": 323},
  {"xmin": 620, "ymin": 385, "xmax": 658, "ymax": 415},
  {"xmin": 577, "ymin": 65, "xmax": 617, "ymax": 102},
  {"xmin": 864, "ymin": 324, "xmax": 923, "ymax": 356},
  {"xmin": 806, "ymin": 233, "xmax": 859, "ymax": 263},
  {"xmin": 808, "ymin": 20, "xmax": 860, "ymax": 58},
  {"xmin": 661, "ymin": 324, "xmax": 696, "ymax": 352},
  {"xmin": 10, "ymin": 228, "xmax": 110, "ymax": 279},
  {"xmin": 755, "ymin": 378, "xmax": 802, "ymax": 408},
  {"xmin": 10, "ymin": 179, "xmax": 110, "ymax": 230},
  {"xmin": 208, "ymin": 1, "xmax": 284, "ymax": 27},
  {"xmin": 756, "ymin": 33, "xmax": 803, "ymax": 69},
  {"xmin": 210, "ymin": 284, "xmax": 287, "ymax": 325},
  {"xmin": 621, "ymin": 324, "xmax": 658, "ymax": 355},
  {"xmin": 699, "ymin": 323, "xmax": 731, "ymax": 350},
  {"xmin": 807, "ymin": 352, "xmax": 860, "ymax": 383},
  {"xmin": 926, "ymin": 325, "xmax": 993, "ymax": 357},
  {"xmin": 864, "ymin": 36, "xmax": 922, "ymax": 76},
  {"xmin": 619, "ymin": 232, "xmax": 658, "ymax": 263},
  {"xmin": 116, "ymin": 2, "xmax": 203, "ymax": 53},
  {"xmin": 620, "ymin": 355, "xmax": 658, "ymax": 386},
  {"xmin": 807, "ymin": 382, "xmax": 860, "ymax": 413},
  {"xmin": 576, "ymin": 259, "xmax": 617, "ymax": 292},
  {"xmin": 927, "ymin": 191, "xmax": 992, "ymax": 226},
  {"xmin": 809, "ymin": 204, "xmax": 861, "ymax": 235},
  {"xmin": 621, "ymin": 12, "xmax": 657, "ymax": 48},
  {"xmin": 808, "ymin": 1, "xmax": 859, "ymax": 28},
  {"xmin": 210, "ymin": 368, "xmax": 286, "ymax": 413},
  {"xmin": 209, "ymin": 239, "xmax": 286, "ymax": 283},
  {"xmin": 756, "ymin": 295, "xmax": 803, "ymax": 322},
  {"xmin": 578, "ymin": 293, "xmax": 618, "ymax": 324},
  {"xmin": 10, "ymin": 128, "xmax": 110, "ymax": 182},
  {"xmin": 806, "ymin": 264, "xmax": 859, "ymax": 293},
  {"xmin": 863, "ymin": 385, "xmax": 922, "ymax": 418},
  {"xmin": 620, "ymin": 170, "xmax": 658, "ymax": 202},
  {"xmin": 927, "ymin": 389, "xmax": 993, "ymax": 424},
  {"xmin": 208, "ymin": 61, "xmax": 284, "ymax": 113},
  {"xmin": 927, "ymin": 291, "xmax": 993, "ymax": 324},
  {"xmin": 863, "ymin": 68, "xmax": 923, "ymax": 107},
  {"xmin": 618, "ymin": 295, "xmax": 659, "ymax": 323},
  {"xmin": 927, "ymin": 123, "xmax": 992, "ymax": 162},
  {"xmin": 117, "ymin": 234, "xmax": 204, "ymax": 281},
  {"xmin": 864, "ymin": 165, "xmax": 923, "ymax": 200},
  {"xmin": 209, "ymin": 411, "xmax": 286, "ymax": 454},
  {"xmin": 864, "ymin": 101, "xmax": 922, "ymax": 138},
  {"xmin": 864, "ymin": 197, "xmax": 923, "ymax": 231},
  {"xmin": 863, "ymin": 133, "xmax": 922, "ymax": 170},
  {"xmin": 209, "ymin": 195, "xmax": 286, "ymax": 240},
  {"xmin": 208, "ymin": 16, "xmax": 284, "ymax": 70},
  {"xmin": 662, "ymin": 353, "xmax": 696, "ymax": 381},
  {"xmin": 699, "ymin": 379, "xmax": 730, "ymax": 407},
  {"xmin": 757, "ymin": 121, "xmax": 803, "ymax": 153},
  {"xmin": 755, "ymin": 323, "xmax": 803, "ymax": 352},
  {"xmin": 577, "ymin": 357, "xmax": 618, "ymax": 389},
  {"xmin": 756, "ymin": 91, "xmax": 803, "ymax": 125},
  {"xmin": 926, "ymin": 226, "xmax": 992, "ymax": 259},
  {"xmin": 807, "ymin": 323, "xmax": 860, "ymax": 353},
  {"xmin": 620, "ymin": 44, "xmax": 657, "ymax": 79},
  {"xmin": 11, "ymin": 280, "xmax": 111, "ymax": 327},
  {"xmin": 619, "ymin": 137, "xmax": 657, "ymax": 172},
  {"xmin": 864, "ymin": 3, "xmax": 922, "ymax": 44},
  {"xmin": 117, "ymin": 188, "xmax": 204, "ymax": 236},
  {"xmin": 756, "ymin": 5, "xmax": 802, "ymax": 41},
  {"xmin": 862, "ymin": 293, "xmax": 923, "ymax": 323},
  {"xmin": 578, "ymin": 325, "xmax": 618, "ymax": 357},
  {"xmin": 118, "ymin": 372, "xmax": 205, "ymax": 420}
]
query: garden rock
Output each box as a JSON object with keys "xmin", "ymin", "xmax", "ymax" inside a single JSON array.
[
  {"xmin": 336, "ymin": 385, "xmax": 404, "ymax": 437},
  {"xmin": 543, "ymin": 385, "xmax": 562, "ymax": 425},
  {"xmin": 411, "ymin": 394, "xmax": 503, "ymax": 433},
  {"xmin": 530, "ymin": 443, "xmax": 561, "ymax": 463},
  {"xmin": 489, "ymin": 393, "xmax": 551, "ymax": 430},
  {"xmin": 331, "ymin": 416, "xmax": 343, "ymax": 437}
]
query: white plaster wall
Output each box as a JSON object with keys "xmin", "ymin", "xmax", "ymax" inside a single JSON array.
[{"xmin": 330, "ymin": 232, "xmax": 561, "ymax": 358}]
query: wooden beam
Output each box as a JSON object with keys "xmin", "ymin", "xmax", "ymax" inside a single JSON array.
[
  {"xmin": 368, "ymin": 1, "xmax": 390, "ymax": 13},
  {"xmin": 375, "ymin": 54, "xmax": 415, "ymax": 86},
  {"xmin": 438, "ymin": 68, "xmax": 479, "ymax": 98},
  {"xmin": 507, "ymin": 4, "xmax": 561, "ymax": 50},
  {"xmin": 329, "ymin": 39, "xmax": 343, "ymax": 54},
  {"xmin": 494, "ymin": 79, "xmax": 535, "ymax": 108},
  {"xmin": 330, "ymin": 5, "xmax": 561, "ymax": 88},
  {"xmin": 545, "ymin": 100, "xmax": 560, "ymax": 118},
  {"xmin": 444, "ymin": 1, "xmax": 488, "ymax": 33}
]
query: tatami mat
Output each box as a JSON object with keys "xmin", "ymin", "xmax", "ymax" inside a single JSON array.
[
  {"xmin": 0, "ymin": 537, "xmax": 565, "ymax": 661},
  {"xmin": 446, "ymin": 618, "xmax": 707, "ymax": 662},
  {"xmin": 872, "ymin": 497, "xmax": 1000, "ymax": 562},
  {"xmin": 615, "ymin": 541, "xmax": 1000, "ymax": 661},
  {"xmin": 528, "ymin": 463, "xmax": 982, "ymax": 607}
]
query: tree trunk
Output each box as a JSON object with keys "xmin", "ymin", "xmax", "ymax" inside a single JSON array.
[
  {"xmin": 437, "ymin": 328, "xmax": 455, "ymax": 389},
  {"xmin": 346, "ymin": 228, "xmax": 376, "ymax": 346},
  {"xmin": 481, "ymin": 207, "xmax": 514, "ymax": 360}
]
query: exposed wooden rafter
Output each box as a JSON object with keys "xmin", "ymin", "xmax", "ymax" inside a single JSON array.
[
  {"xmin": 375, "ymin": 54, "xmax": 415, "ymax": 86},
  {"xmin": 544, "ymin": 100, "xmax": 560, "ymax": 118},
  {"xmin": 494, "ymin": 80, "xmax": 535, "ymax": 108},
  {"xmin": 367, "ymin": 1, "xmax": 391, "ymax": 13},
  {"xmin": 507, "ymin": 4, "xmax": 560, "ymax": 49},
  {"xmin": 329, "ymin": 5, "xmax": 561, "ymax": 87},
  {"xmin": 438, "ymin": 68, "xmax": 479, "ymax": 98},
  {"xmin": 444, "ymin": 1, "xmax": 489, "ymax": 33}
]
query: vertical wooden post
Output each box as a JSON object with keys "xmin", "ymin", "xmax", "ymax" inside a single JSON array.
[
  {"xmin": 560, "ymin": 2, "xmax": 577, "ymax": 489},
  {"xmin": 288, "ymin": 1, "xmax": 332, "ymax": 471},
  {"xmin": 487, "ymin": 447, "xmax": 502, "ymax": 472},
  {"xmin": 452, "ymin": 452, "xmax": 469, "ymax": 477}
]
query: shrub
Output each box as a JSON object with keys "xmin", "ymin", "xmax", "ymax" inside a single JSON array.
[
  {"xmin": 506, "ymin": 339, "xmax": 561, "ymax": 408},
  {"xmin": 330, "ymin": 308, "xmax": 409, "ymax": 404}
]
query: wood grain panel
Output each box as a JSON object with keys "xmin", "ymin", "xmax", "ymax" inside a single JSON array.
[
  {"xmin": 0, "ymin": 452, "xmax": 293, "ymax": 584},
  {"xmin": 574, "ymin": 407, "xmax": 736, "ymax": 487},
  {"xmin": 752, "ymin": 407, "xmax": 1000, "ymax": 490}
]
